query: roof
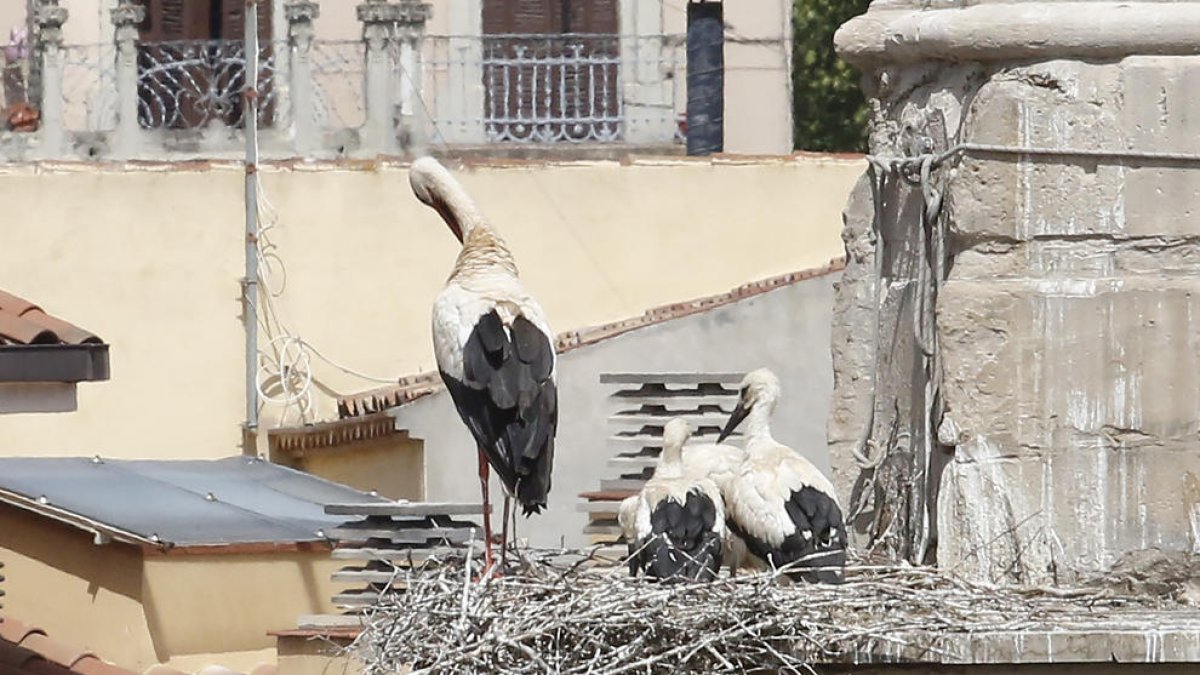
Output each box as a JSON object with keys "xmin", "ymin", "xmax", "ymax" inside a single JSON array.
[
  {"xmin": 0, "ymin": 456, "xmax": 387, "ymax": 549},
  {"xmin": 268, "ymin": 413, "xmax": 404, "ymax": 457},
  {"xmin": 335, "ymin": 257, "xmax": 846, "ymax": 419},
  {"xmin": 0, "ymin": 291, "xmax": 101, "ymax": 346},
  {"xmin": 0, "ymin": 290, "xmax": 108, "ymax": 383},
  {"xmin": 0, "ymin": 617, "xmax": 134, "ymax": 675},
  {"xmin": 0, "ymin": 618, "xmax": 279, "ymax": 675}
]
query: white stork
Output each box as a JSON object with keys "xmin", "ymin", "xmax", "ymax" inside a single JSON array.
[
  {"xmin": 409, "ymin": 157, "xmax": 558, "ymax": 573},
  {"xmin": 626, "ymin": 418, "xmax": 726, "ymax": 582},
  {"xmin": 680, "ymin": 440, "xmax": 757, "ymax": 576},
  {"xmin": 717, "ymin": 368, "xmax": 847, "ymax": 583}
]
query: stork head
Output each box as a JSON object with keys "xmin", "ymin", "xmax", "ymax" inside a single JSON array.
[
  {"xmin": 661, "ymin": 417, "xmax": 693, "ymax": 464},
  {"xmin": 409, "ymin": 156, "xmax": 479, "ymax": 243},
  {"xmin": 717, "ymin": 368, "xmax": 781, "ymax": 443}
]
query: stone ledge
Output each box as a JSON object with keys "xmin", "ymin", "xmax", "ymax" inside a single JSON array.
[{"xmin": 836, "ymin": 2, "xmax": 1200, "ymax": 69}]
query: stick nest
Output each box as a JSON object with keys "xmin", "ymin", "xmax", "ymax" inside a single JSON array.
[{"xmin": 348, "ymin": 547, "xmax": 1173, "ymax": 674}]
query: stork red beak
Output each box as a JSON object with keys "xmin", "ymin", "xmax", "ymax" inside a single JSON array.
[
  {"xmin": 432, "ymin": 197, "xmax": 464, "ymax": 242},
  {"xmin": 717, "ymin": 400, "xmax": 750, "ymax": 444}
]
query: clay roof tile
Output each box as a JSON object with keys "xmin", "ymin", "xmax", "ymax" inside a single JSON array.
[
  {"xmin": 0, "ymin": 620, "xmax": 39, "ymax": 647},
  {"xmin": 0, "ymin": 291, "xmax": 102, "ymax": 346},
  {"xmin": 14, "ymin": 634, "xmax": 91, "ymax": 669}
]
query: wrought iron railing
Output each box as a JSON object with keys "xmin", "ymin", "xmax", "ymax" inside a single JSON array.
[
  {"xmin": 310, "ymin": 40, "xmax": 366, "ymax": 130},
  {"xmin": 136, "ymin": 40, "xmax": 276, "ymax": 129},
  {"xmin": 481, "ymin": 34, "xmax": 622, "ymax": 143}
]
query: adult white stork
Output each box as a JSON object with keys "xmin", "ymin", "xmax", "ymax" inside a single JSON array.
[
  {"xmin": 409, "ymin": 157, "xmax": 558, "ymax": 573},
  {"xmin": 626, "ymin": 418, "xmax": 726, "ymax": 582},
  {"xmin": 717, "ymin": 368, "xmax": 847, "ymax": 583}
]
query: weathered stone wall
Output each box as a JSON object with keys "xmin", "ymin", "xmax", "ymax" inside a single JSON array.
[{"xmin": 833, "ymin": 1, "xmax": 1200, "ymax": 583}]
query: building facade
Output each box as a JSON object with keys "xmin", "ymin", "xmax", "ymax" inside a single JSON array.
[{"xmin": 0, "ymin": 0, "xmax": 793, "ymax": 160}]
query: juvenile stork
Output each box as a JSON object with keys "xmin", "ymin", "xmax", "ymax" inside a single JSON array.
[
  {"xmin": 717, "ymin": 369, "xmax": 847, "ymax": 583},
  {"xmin": 409, "ymin": 157, "xmax": 558, "ymax": 573},
  {"xmin": 627, "ymin": 418, "xmax": 725, "ymax": 582},
  {"xmin": 681, "ymin": 440, "xmax": 756, "ymax": 576}
]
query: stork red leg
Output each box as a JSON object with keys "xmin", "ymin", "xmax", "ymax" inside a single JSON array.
[
  {"xmin": 477, "ymin": 447, "xmax": 495, "ymax": 576},
  {"xmin": 500, "ymin": 494, "xmax": 511, "ymax": 570}
]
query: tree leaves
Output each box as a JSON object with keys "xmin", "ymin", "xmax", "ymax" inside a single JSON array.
[{"xmin": 792, "ymin": 0, "xmax": 872, "ymax": 152}]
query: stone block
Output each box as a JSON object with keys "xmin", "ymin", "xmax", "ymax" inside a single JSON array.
[{"xmin": 939, "ymin": 278, "xmax": 1200, "ymax": 450}]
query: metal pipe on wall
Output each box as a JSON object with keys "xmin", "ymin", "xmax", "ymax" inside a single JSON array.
[{"xmin": 243, "ymin": 0, "xmax": 260, "ymax": 434}]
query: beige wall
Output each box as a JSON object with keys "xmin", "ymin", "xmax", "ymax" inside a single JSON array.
[
  {"xmin": 0, "ymin": 382, "xmax": 77, "ymax": 413},
  {"xmin": 0, "ymin": 504, "xmax": 345, "ymax": 671},
  {"xmin": 287, "ymin": 436, "xmax": 426, "ymax": 501},
  {"xmin": 0, "ymin": 506, "xmax": 159, "ymax": 668},
  {"xmin": 724, "ymin": 2, "xmax": 794, "ymax": 154},
  {"xmin": 0, "ymin": 156, "xmax": 858, "ymax": 459},
  {"xmin": 0, "ymin": 3, "xmax": 26, "ymax": 39},
  {"xmin": 142, "ymin": 551, "xmax": 342, "ymax": 666}
]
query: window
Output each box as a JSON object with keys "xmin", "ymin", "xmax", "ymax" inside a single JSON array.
[
  {"xmin": 136, "ymin": 0, "xmax": 273, "ymax": 129},
  {"xmin": 481, "ymin": 0, "xmax": 621, "ymax": 142}
]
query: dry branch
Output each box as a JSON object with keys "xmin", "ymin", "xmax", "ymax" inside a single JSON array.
[{"xmin": 347, "ymin": 547, "xmax": 1171, "ymax": 674}]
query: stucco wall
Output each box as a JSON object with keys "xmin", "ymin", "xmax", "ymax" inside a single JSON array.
[
  {"xmin": 0, "ymin": 503, "xmax": 345, "ymax": 671},
  {"xmin": 290, "ymin": 435, "xmax": 425, "ymax": 500},
  {"xmin": 142, "ymin": 551, "xmax": 342, "ymax": 667},
  {"xmin": 391, "ymin": 274, "xmax": 840, "ymax": 549},
  {"xmin": 0, "ymin": 156, "xmax": 857, "ymax": 460},
  {"xmin": 0, "ymin": 506, "xmax": 158, "ymax": 668}
]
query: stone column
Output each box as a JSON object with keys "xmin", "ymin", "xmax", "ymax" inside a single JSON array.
[
  {"xmin": 285, "ymin": 0, "xmax": 320, "ymax": 155},
  {"xmin": 832, "ymin": 0, "xmax": 1200, "ymax": 583},
  {"xmin": 110, "ymin": 0, "xmax": 145, "ymax": 158},
  {"xmin": 439, "ymin": 0, "xmax": 485, "ymax": 144},
  {"xmin": 32, "ymin": 0, "xmax": 67, "ymax": 157},
  {"xmin": 618, "ymin": 0, "xmax": 675, "ymax": 144},
  {"xmin": 357, "ymin": 0, "xmax": 400, "ymax": 155},
  {"xmin": 394, "ymin": 0, "xmax": 431, "ymax": 156}
]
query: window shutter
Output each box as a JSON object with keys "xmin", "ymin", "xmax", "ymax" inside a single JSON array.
[
  {"xmin": 139, "ymin": 0, "xmax": 211, "ymax": 42},
  {"xmin": 219, "ymin": 0, "xmax": 272, "ymax": 41}
]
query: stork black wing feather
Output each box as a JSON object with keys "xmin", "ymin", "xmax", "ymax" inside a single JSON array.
[
  {"xmin": 441, "ymin": 309, "xmax": 557, "ymax": 516},
  {"xmin": 631, "ymin": 490, "xmax": 722, "ymax": 583},
  {"xmin": 727, "ymin": 485, "xmax": 848, "ymax": 584}
]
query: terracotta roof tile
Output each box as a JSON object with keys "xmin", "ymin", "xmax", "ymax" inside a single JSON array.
[
  {"xmin": 335, "ymin": 258, "xmax": 847, "ymax": 419},
  {"xmin": 0, "ymin": 619, "xmax": 41, "ymax": 646},
  {"xmin": 70, "ymin": 659, "xmax": 131, "ymax": 675},
  {"xmin": 11, "ymin": 635, "xmax": 90, "ymax": 670},
  {"xmin": 0, "ymin": 618, "xmax": 135, "ymax": 675},
  {"xmin": 0, "ymin": 291, "xmax": 102, "ymax": 347}
]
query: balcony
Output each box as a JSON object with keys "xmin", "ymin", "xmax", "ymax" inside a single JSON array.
[{"xmin": 1, "ymin": 1, "xmax": 687, "ymax": 161}]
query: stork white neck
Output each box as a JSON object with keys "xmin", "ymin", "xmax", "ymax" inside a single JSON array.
[
  {"xmin": 410, "ymin": 156, "xmax": 518, "ymax": 279},
  {"xmin": 744, "ymin": 396, "xmax": 776, "ymax": 446},
  {"xmin": 409, "ymin": 157, "xmax": 486, "ymax": 240},
  {"xmin": 656, "ymin": 419, "xmax": 691, "ymax": 479}
]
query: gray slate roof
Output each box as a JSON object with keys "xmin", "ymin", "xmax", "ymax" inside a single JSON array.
[{"xmin": 0, "ymin": 456, "xmax": 386, "ymax": 547}]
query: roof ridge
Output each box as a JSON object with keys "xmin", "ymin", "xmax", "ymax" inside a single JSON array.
[{"xmin": 335, "ymin": 257, "xmax": 846, "ymax": 419}]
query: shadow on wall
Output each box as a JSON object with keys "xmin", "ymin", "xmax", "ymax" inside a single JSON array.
[{"xmin": 393, "ymin": 273, "xmax": 841, "ymax": 548}]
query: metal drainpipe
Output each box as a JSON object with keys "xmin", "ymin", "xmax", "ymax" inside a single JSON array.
[
  {"xmin": 686, "ymin": 0, "xmax": 724, "ymax": 156},
  {"xmin": 243, "ymin": 0, "xmax": 260, "ymax": 434}
]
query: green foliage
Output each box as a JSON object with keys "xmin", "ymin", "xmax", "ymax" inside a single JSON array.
[{"xmin": 792, "ymin": 0, "xmax": 873, "ymax": 152}]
